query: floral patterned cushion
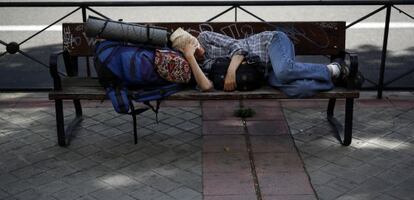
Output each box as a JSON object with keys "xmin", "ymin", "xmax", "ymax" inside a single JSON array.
[{"xmin": 154, "ymin": 49, "xmax": 191, "ymax": 83}]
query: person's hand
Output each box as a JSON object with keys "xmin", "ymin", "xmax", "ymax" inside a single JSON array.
[
  {"xmin": 182, "ymin": 39, "xmax": 198, "ymax": 59},
  {"xmin": 224, "ymin": 69, "xmax": 237, "ymax": 91}
]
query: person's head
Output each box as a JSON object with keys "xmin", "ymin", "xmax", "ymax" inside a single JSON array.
[{"xmin": 170, "ymin": 28, "xmax": 205, "ymax": 59}]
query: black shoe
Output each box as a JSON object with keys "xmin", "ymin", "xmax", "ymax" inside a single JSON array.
[
  {"xmin": 331, "ymin": 58, "xmax": 350, "ymax": 87},
  {"xmin": 350, "ymin": 71, "xmax": 365, "ymax": 89},
  {"xmin": 332, "ymin": 58, "xmax": 365, "ymax": 89}
]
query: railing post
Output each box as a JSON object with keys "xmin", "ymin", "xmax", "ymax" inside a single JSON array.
[
  {"xmin": 377, "ymin": 4, "xmax": 392, "ymax": 99},
  {"xmin": 81, "ymin": 5, "xmax": 92, "ymax": 77},
  {"xmin": 81, "ymin": 5, "xmax": 87, "ymax": 22},
  {"xmin": 235, "ymin": 6, "xmax": 237, "ymax": 22}
]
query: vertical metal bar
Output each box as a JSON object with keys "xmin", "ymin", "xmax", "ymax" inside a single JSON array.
[
  {"xmin": 132, "ymin": 111, "xmax": 138, "ymax": 144},
  {"xmin": 82, "ymin": 6, "xmax": 87, "ymax": 21},
  {"xmin": 343, "ymin": 98, "xmax": 354, "ymax": 146},
  {"xmin": 235, "ymin": 6, "xmax": 237, "ymax": 22},
  {"xmin": 82, "ymin": 6, "xmax": 92, "ymax": 77},
  {"xmin": 55, "ymin": 99, "xmax": 66, "ymax": 146},
  {"xmin": 377, "ymin": 5, "xmax": 392, "ymax": 99}
]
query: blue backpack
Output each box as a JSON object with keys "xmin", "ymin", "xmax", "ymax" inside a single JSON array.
[{"xmin": 94, "ymin": 40, "xmax": 182, "ymax": 143}]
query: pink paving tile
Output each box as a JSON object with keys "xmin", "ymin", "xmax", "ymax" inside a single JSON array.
[
  {"xmin": 253, "ymin": 153, "xmax": 305, "ymax": 173},
  {"xmin": 82, "ymin": 100, "xmax": 113, "ymax": 108},
  {"xmin": 202, "ymin": 104, "xmax": 241, "ymax": 120},
  {"xmin": 280, "ymin": 99, "xmax": 327, "ymax": 109},
  {"xmin": 244, "ymin": 106, "xmax": 286, "ymax": 121},
  {"xmin": 246, "ymin": 120, "xmax": 289, "ymax": 135},
  {"xmin": 5, "ymin": 100, "xmax": 52, "ymax": 108},
  {"xmin": 262, "ymin": 195, "xmax": 317, "ymax": 200},
  {"xmin": 250, "ymin": 136, "xmax": 296, "ymax": 153},
  {"xmin": 203, "ymin": 120, "xmax": 245, "ymax": 135},
  {"xmin": 257, "ymin": 172, "xmax": 315, "ymax": 195},
  {"xmin": 161, "ymin": 100, "xmax": 200, "ymax": 107},
  {"xmin": 242, "ymin": 99, "xmax": 281, "ymax": 107},
  {"xmin": 202, "ymin": 100, "xmax": 241, "ymax": 108},
  {"xmin": 388, "ymin": 99, "xmax": 414, "ymax": 109},
  {"xmin": 203, "ymin": 152, "xmax": 251, "ymax": 173},
  {"xmin": 203, "ymin": 172, "xmax": 255, "ymax": 195},
  {"xmin": 356, "ymin": 99, "xmax": 391, "ymax": 108},
  {"xmin": 204, "ymin": 195, "xmax": 258, "ymax": 200},
  {"xmin": 203, "ymin": 135, "xmax": 247, "ymax": 153}
]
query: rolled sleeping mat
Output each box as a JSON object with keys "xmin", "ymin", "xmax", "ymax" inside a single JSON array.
[{"xmin": 85, "ymin": 17, "xmax": 169, "ymax": 47}]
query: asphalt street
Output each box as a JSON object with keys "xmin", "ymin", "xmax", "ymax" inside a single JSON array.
[{"xmin": 0, "ymin": 0, "xmax": 413, "ymax": 90}]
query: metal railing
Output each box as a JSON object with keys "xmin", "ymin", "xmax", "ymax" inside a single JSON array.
[{"xmin": 0, "ymin": 1, "xmax": 413, "ymax": 98}]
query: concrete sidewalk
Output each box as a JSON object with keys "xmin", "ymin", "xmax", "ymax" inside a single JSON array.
[{"xmin": 0, "ymin": 92, "xmax": 413, "ymax": 200}]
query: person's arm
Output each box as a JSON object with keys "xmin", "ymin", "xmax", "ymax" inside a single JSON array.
[
  {"xmin": 182, "ymin": 41, "xmax": 213, "ymax": 92},
  {"xmin": 224, "ymin": 54, "xmax": 244, "ymax": 91},
  {"xmin": 186, "ymin": 55, "xmax": 213, "ymax": 91},
  {"xmin": 198, "ymin": 31, "xmax": 248, "ymax": 58}
]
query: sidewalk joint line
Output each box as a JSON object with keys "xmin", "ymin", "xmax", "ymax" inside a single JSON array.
[{"xmin": 241, "ymin": 108, "xmax": 262, "ymax": 200}]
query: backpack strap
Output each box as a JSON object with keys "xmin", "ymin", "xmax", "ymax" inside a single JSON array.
[
  {"xmin": 143, "ymin": 100, "xmax": 161, "ymax": 123},
  {"xmin": 96, "ymin": 19, "xmax": 110, "ymax": 37},
  {"xmin": 130, "ymin": 48, "xmax": 141, "ymax": 82}
]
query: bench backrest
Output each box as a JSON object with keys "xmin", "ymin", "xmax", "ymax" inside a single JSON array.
[{"xmin": 63, "ymin": 21, "xmax": 345, "ymax": 57}]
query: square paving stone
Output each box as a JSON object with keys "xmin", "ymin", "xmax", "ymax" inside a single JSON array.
[
  {"xmin": 168, "ymin": 186, "xmax": 201, "ymax": 200},
  {"xmin": 135, "ymin": 171, "xmax": 182, "ymax": 193},
  {"xmin": 0, "ymin": 179, "xmax": 33, "ymax": 195},
  {"xmin": 203, "ymin": 172, "xmax": 255, "ymax": 195},
  {"xmin": 12, "ymin": 189, "xmax": 45, "ymax": 200},
  {"xmin": 90, "ymin": 187, "xmax": 127, "ymax": 200},
  {"xmin": 314, "ymin": 185, "xmax": 344, "ymax": 200},
  {"xmin": 36, "ymin": 180, "xmax": 70, "ymax": 195},
  {"xmin": 385, "ymin": 176, "xmax": 414, "ymax": 200},
  {"xmin": 203, "ymin": 135, "xmax": 247, "ymax": 153},
  {"xmin": 203, "ymin": 152, "xmax": 251, "ymax": 173},
  {"xmin": 257, "ymin": 172, "xmax": 315, "ymax": 195},
  {"xmin": 129, "ymin": 185, "xmax": 172, "ymax": 200}
]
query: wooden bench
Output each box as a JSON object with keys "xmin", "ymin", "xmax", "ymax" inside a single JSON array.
[{"xmin": 49, "ymin": 21, "xmax": 359, "ymax": 147}]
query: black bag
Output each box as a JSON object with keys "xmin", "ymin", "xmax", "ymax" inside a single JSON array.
[{"xmin": 209, "ymin": 57, "xmax": 265, "ymax": 91}]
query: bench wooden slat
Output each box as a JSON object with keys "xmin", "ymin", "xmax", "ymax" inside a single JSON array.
[{"xmin": 49, "ymin": 77, "xmax": 359, "ymax": 100}]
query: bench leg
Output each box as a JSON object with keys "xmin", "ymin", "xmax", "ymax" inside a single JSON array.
[
  {"xmin": 74, "ymin": 99, "xmax": 83, "ymax": 117},
  {"xmin": 327, "ymin": 98, "xmax": 354, "ymax": 146},
  {"xmin": 54, "ymin": 99, "xmax": 84, "ymax": 147},
  {"xmin": 343, "ymin": 98, "xmax": 354, "ymax": 146},
  {"xmin": 55, "ymin": 99, "xmax": 66, "ymax": 146},
  {"xmin": 132, "ymin": 110, "xmax": 138, "ymax": 144}
]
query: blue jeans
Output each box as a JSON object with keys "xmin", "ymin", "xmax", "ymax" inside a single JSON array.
[{"xmin": 267, "ymin": 31, "xmax": 334, "ymax": 98}]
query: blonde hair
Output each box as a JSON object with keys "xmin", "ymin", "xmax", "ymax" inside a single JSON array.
[{"xmin": 170, "ymin": 28, "xmax": 198, "ymax": 51}]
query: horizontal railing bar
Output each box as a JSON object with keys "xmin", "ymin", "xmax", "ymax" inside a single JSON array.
[{"xmin": 1, "ymin": 1, "xmax": 414, "ymax": 7}]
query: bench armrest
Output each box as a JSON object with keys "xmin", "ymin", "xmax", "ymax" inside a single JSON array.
[
  {"xmin": 49, "ymin": 50, "xmax": 65, "ymax": 90},
  {"xmin": 343, "ymin": 51, "xmax": 359, "ymax": 90}
]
